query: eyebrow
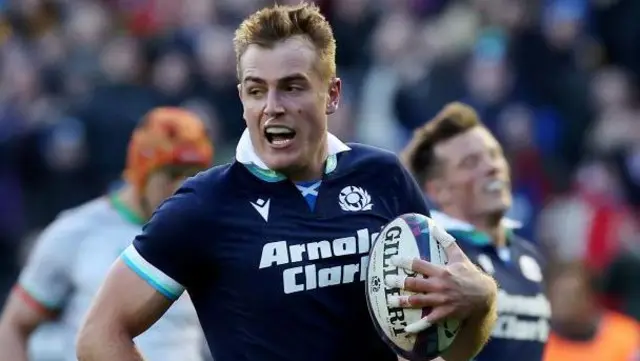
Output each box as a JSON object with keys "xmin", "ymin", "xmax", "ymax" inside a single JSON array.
[
  {"xmin": 452, "ymin": 150, "xmax": 475, "ymax": 163},
  {"xmin": 242, "ymin": 74, "xmax": 309, "ymax": 84}
]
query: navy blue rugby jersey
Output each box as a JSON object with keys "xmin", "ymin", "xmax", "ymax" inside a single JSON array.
[
  {"xmin": 431, "ymin": 211, "xmax": 550, "ymax": 361},
  {"xmin": 120, "ymin": 133, "xmax": 431, "ymax": 361}
]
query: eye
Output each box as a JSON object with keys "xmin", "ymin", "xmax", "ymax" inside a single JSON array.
[
  {"xmin": 460, "ymin": 154, "xmax": 480, "ymax": 169},
  {"xmin": 247, "ymin": 88, "xmax": 264, "ymax": 97},
  {"xmin": 285, "ymin": 84, "xmax": 303, "ymax": 92}
]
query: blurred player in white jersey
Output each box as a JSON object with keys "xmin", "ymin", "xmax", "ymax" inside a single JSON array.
[{"xmin": 0, "ymin": 107, "xmax": 213, "ymax": 361}]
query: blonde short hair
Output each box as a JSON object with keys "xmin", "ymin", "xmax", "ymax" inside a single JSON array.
[{"xmin": 233, "ymin": 2, "xmax": 337, "ymax": 80}]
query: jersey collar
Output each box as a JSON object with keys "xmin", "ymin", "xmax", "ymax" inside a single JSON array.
[
  {"xmin": 235, "ymin": 128, "xmax": 351, "ymax": 182},
  {"xmin": 109, "ymin": 193, "xmax": 145, "ymax": 225},
  {"xmin": 430, "ymin": 210, "xmax": 522, "ymax": 247}
]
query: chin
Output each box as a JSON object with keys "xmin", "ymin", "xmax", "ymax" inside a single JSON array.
[
  {"xmin": 486, "ymin": 195, "xmax": 512, "ymax": 214},
  {"xmin": 263, "ymin": 154, "xmax": 303, "ymax": 174},
  {"xmin": 480, "ymin": 203, "xmax": 510, "ymax": 223}
]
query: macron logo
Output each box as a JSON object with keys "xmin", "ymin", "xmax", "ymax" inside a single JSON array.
[{"xmin": 250, "ymin": 198, "xmax": 270, "ymax": 222}]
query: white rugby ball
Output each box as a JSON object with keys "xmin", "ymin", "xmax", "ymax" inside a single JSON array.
[{"xmin": 365, "ymin": 213, "xmax": 461, "ymax": 361}]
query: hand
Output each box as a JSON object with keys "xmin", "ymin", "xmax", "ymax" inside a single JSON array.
[{"xmin": 384, "ymin": 226, "xmax": 497, "ymax": 334}]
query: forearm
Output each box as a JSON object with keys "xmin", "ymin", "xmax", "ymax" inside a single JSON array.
[
  {"xmin": 0, "ymin": 325, "xmax": 29, "ymax": 361},
  {"xmin": 439, "ymin": 280, "xmax": 498, "ymax": 361},
  {"xmin": 398, "ymin": 290, "xmax": 498, "ymax": 361},
  {"xmin": 76, "ymin": 324, "xmax": 145, "ymax": 361}
]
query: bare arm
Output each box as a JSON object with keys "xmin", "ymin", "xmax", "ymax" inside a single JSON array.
[
  {"xmin": 392, "ymin": 253, "xmax": 499, "ymax": 361},
  {"xmin": 397, "ymin": 292, "xmax": 496, "ymax": 361},
  {"xmin": 76, "ymin": 259, "xmax": 174, "ymax": 361},
  {"xmin": 397, "ymin": 289, "xmax": 496, "ymax": 361},
  {"xmin": 437, "ymin": 287, "xmax": 497, "ymax": 361},
  {"xmin": 0, "ymin": 288, "xmax": 53, "ymax": 361},
  {"xmin": 0, "ymin": 212, "xmax": 80, "ymax": 361}
]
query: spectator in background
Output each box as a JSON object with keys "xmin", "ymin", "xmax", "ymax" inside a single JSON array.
[
  {"xmin": 496, "ymin": 103, "xmax": 557, "ymax": 241},
  {"xmin": 600, "ymin": 228, "xmax": 640, "ymax": 321},
  {"xmin": 544, "ymin": 262, "xmax": 640, "ymax": 361},
  {"xmin": 537, "ymin": 159, "xmax": 636, "ymax": 270}
]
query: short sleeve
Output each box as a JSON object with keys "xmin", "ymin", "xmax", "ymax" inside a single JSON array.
[
  {"xmin": 18, "ymin": 215, "xmax": 81, "ymax": 311},
  {"xmin": 121, "ymin": 185, "xmax": 206, "ymax": 301},
  {"xmin": 394, "ymin": 159, "xmax": 432, "ymax": 217}
]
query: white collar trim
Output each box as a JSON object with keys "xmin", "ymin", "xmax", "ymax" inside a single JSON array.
[
  {"xmin": 235, "ymin": 128, "xmax": 351, "ymax": 170},
  {"xmin": 430, "ymin": 210, "xmax": 523, "ymax": 231}
]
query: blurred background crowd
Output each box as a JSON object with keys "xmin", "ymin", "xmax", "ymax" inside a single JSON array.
[{"xmin": 0, "ymin": 0, "xmax": 639, "ymax": 357}]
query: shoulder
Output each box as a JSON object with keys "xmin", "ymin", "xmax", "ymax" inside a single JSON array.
[
  {"xmin": 430, "ymin": 211, "xmax": 482, "ymax": 250},
  {"xmin": 604, "ymin": 312, "xmax": 640, "ymax": 345},
  {"xmin": 338, "ymin": 143, "xmax": 406, "ymax": 179},
  {"xmin": 343, "ymin": 143, "xmax": 401, "ymax": 167},
  {"xmin": 177, "ymin": 163, "xmax": 236, "ymax": 204},
  {"xmin": 607, "ymin": 311, "xmax": 640, "ymax": 327},
  {"xmin": 147, "ymin": 163, "xmax": 238, "ymax": 229},
  {"xmin": 511, "ymin": 234, "xmax": 545, "ymax": 262},
  {"xmin": 41, "ymin": 197, "xmax": 110, "ymax": 241},
  {"xmin": 25, "ymin": 197, "xmax": 109, "ymax": 265},
  {"xmin": 182, "ymin": 163, "xmax": 235, "ymax": 191},
  {"xmin": 58, "ymin": 196, "xmax": 112, "ymax": 221},
  {"xmin": 430, "ymin": 210, "xmax": 475, "ymax": 232},
  {"xmin": 339, "ymin": 144, "xmax": 431, "ymax": 216}
]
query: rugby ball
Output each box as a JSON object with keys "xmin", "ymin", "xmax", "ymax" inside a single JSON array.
[{"xmin": 365, "ymin": 213, "xmax": 461, "ymax": 361}]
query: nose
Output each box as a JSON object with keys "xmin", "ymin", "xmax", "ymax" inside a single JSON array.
[
  {"xmin": 482, "ymin": 153, "xmax": 500, "ymax": 177},
  {"xmin": 264, "ymin": 90, "xmax": 285, "ymax": 119}
]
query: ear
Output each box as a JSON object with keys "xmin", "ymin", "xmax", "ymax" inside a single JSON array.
[
  {"xmin": 326, "ymin": 77, "xmax": 341, "ymax": 115},
  {"xmin": 238, "ymin": 83, "xmax": 250, "ymax": 127},
  {"xmin": 425, "ymin": 178, "xmax": 452, "ymax": 207}
]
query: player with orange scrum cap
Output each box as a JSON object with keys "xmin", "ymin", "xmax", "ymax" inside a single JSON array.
[{"xmin": 0, "ymin": 107, "xmax": 213, "ymax": 361}]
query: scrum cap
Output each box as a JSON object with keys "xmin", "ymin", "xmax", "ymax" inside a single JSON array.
[{"xmin": 124, "ymin": 107, "xmax": 213, "ymax": 190}]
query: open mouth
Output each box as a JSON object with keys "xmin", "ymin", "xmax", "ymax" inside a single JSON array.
[
  {"xmin": 483, "ymin": 179, "xmax": 508, "ymax": 192},
  {"xmin": 264, "ymin": 125, "xmax": 296, "ymax": 147}
]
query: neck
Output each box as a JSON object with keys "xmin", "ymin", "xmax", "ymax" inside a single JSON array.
[
  {"xmin": 283, "ymin": 140, "xmax": 328, "ymax": 182},
  {"xmin": 114, "ymin": 185, "xmax": 147, "ymax": 220},
  {"xmin": 445, "ymin": 209, "xmax": 507, "ymax": 247},
  {"xmin": 475, "ymin": 222, "xmax": 507, "ymax": 247}
]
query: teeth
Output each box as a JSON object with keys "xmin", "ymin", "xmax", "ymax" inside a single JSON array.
[
  {"xmin": 484, "ymin": 180, "xmax": 505, "ymax": 192},
  {"xmin": 265, "ymin": 126, "xmax": 294, "ymax": 135},
  {"xmin": 272, "ymin": 138, "xmax": 292, "ymax": 145}
]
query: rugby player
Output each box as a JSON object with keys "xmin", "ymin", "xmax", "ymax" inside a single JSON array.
[
  {"xmin": 401, "ymin": 102, "xmax": 550, "ymax": 361},
  {"xmin": 0, "ymin": 107, "xmax": 213, "ymax": 361},
  {"xmin": 75, "ymin": 4, "xmax": 499, "ymax": 361}
]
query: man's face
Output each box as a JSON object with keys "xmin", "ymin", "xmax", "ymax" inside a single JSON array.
[
  {"xmin": 432, "ymin": 126, "xmax": 512, "ymax": 220},
  {"xmin": 143, "ymin": 165, "xmax": 204, "ymax": 214},
  {"xmin": 548, "ymin": 272, "xmax": 592, "ymax": 326},
  {"xmin": 238, "ymin": 36, "xmax": 340, "ymax": 174}
]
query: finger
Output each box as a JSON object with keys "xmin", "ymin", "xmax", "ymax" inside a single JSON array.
[
  {"xmin": 387, "ymin": 293, "xmax": 448, "ymax": 309},
  {"xmin": 404, "ymin": 316, "xmax": 432, "ymax": 334},
  {"xmin": 411, "ymin": 258, "xmax": 446, "ymax": 277},
  {"xmin": 422, "ymin": 307, "xmax": 452, "ymax": 328},
  {"xmin": 390, "ymin": 255, "xmax": 445, "ymax": 277},
  {"xmin": 384, "ymin": 274, "xmax": 443, "ymax": 294},
  {"xmin": 384, "ymin": 274, "xmax": 407, "ymax": 289},
  {"xmin": 404, "ymin": 306, "xmax": 452, "ymax": 334},
  {"xmin": 386, "ymin": 295, "xmax": 410, "ymax": 308},
  {"xmin": 430, "ymin": 224, "xmax": 467, "ymax": 263}
]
